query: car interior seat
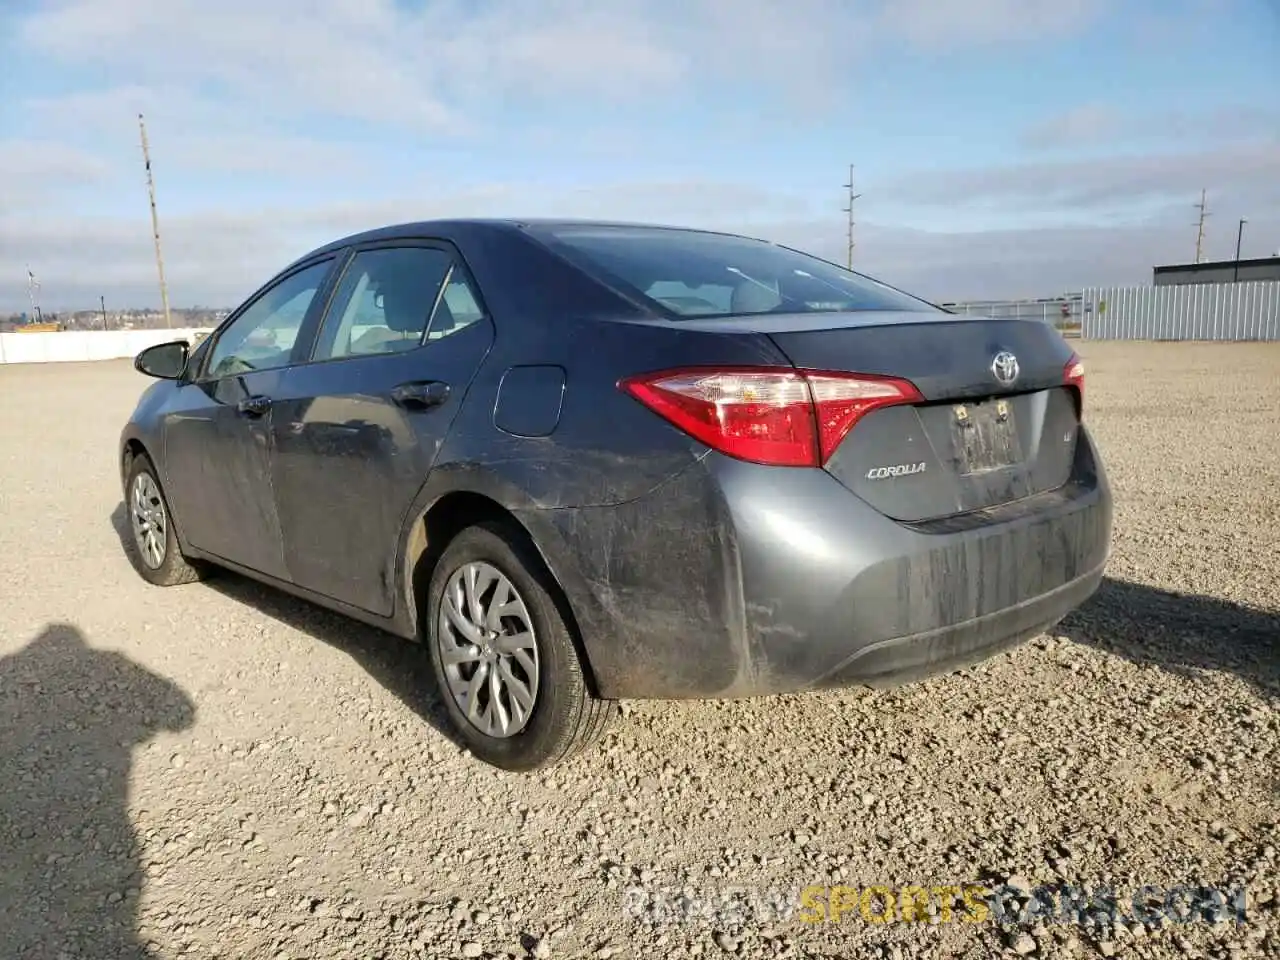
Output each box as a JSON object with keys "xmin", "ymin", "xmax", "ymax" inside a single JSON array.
[
  {"xmin": 730, "ymin": 279, "xmax": 783, "ymax": 313},
  {"xmin": 349, "ymin": 268, "xmax": 441, "ymax": 354},
  {"xmin": 376, "ymin": 282, "xmax": 432, "ymax": 352}
]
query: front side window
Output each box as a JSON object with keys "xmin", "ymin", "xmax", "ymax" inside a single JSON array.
[
  {"xmin": 204, "ymin": 260, "xmax": 331, "ymax": 379},
  {"xmin": 312, "ymin": 246, "xmax": 483, "ymax": 360},
  {"xmin": 531, "ymin": 225, "xmax": 940, "ymax": 319}
]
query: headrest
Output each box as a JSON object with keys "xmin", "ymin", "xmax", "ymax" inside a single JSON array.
[
  {"xmin": 378, "ymin": 276, "xmax": 434, "ymax": 333},
  {"xmin": 730, "ymin": 280, "xmax": 782, "ymax": 313}
]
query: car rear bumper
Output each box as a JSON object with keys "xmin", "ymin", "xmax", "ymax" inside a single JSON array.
[
  {"xmin": 809, "ymin": 558, "xmax": 1103, "ymax": 689},
  {"xmin": 526, "ymin": 427, "xmax": 1112, "ymax": 700}
]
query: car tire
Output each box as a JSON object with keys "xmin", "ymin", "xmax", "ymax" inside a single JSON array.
[
  {"xmin": 426, "ymin": 520, "xmax": 616, "ymax": 771},
  {"xmin": 123, "ymin": 453, "xmax": 208, "ymax": 587}
]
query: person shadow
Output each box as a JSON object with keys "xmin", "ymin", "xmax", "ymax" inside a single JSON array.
[{"xmin": 0, "ymin": 623, "xmax": 195, "ymax": 960}]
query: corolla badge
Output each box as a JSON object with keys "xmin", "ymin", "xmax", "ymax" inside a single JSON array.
[
  {"xmin": 866, "ymin": 462, "xmax": 926, "ymax": 480},
  {"xmin": 991, "ymin": 351, "xmax": 1019, "ymax": 385}
]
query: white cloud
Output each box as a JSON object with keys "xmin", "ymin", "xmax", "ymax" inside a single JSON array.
[
  {"xmin": 6, "ymin": 167, "xmax": 1276, "ymax": 310},
  {"xmin": 2, "ymin": 1, "xmax": 1275, "ymax": 311},
  {"xmin": 3, "ymin": 0, "xmax": 1122, "ymax": 192},
  {"xmin": 878, "ymin": 0, "xmax": 1104, "ymax": 47},
  {"xmin": 0, "ymin": 141, "xmax": 111, "ymax": 210},
  {"xmin": 1020, "ymin": 104, "xmax": 1122, "ymax": 151},
  {"xmin": 1022, "ymin": 102, "xmax": 1280, "ymax": 152},
  {"xmin": 883, "ymin": 141, "xmax": 1280, "ymax": 213},
  {"xmin": 15, "ymin": 0, "xmax": 1112, "ymax": 129}
]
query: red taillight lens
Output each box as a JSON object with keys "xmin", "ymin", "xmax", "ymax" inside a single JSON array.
[
  {"xmin": 618, "ymin": 366, "xmax": 922, "ymax": 467},
  {"xmin": 620, "ymin": 367, "xmax": 816, "ymax": 466},
  {"xmin": 1064, "ymin": 352, "xmax": 1085, "ymax": 413},
  {"xmin": 806, "ymin": 372, "xmax": 924, "ymax": 462}
]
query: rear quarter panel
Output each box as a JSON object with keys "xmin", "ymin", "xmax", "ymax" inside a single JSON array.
[
  {"xmin": 416, "ymin": 229, "xmax": 798, "ymax": 693},
  {"xmin": 439, "ymin": 227, "xmax": 793, "ymax": 508},
  {"xmin": 429, "ymin": 305, "xmax": 786, "ymax": 698}
]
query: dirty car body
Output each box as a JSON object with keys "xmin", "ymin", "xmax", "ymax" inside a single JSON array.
[{"xmin": 120, "ymin": 219, "xmax": 1111, "ymax": 766}]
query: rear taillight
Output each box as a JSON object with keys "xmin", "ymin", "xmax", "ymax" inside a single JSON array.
[
  {"xmin": 1064, "ymin": 352, "xmax": 1085, "ymax": 414},
  {"xmin": 618, "ymin": 366, "xmax": 922, "ymax": 467}
]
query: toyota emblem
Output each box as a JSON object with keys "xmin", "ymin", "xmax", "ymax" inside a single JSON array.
[{"xmin": 991, "ymin": 351, "xmax": 1019, "ymax": 385}]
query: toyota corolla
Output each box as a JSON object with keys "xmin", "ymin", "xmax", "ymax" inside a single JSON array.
[{"xmin": 119, "ymin": 219, "xmax": 1112, "ymax": 770}]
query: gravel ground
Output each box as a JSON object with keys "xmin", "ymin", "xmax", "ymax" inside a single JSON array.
[{"xmin": 1, "ymin": 342, "xmax": 1277, "ymax": 960}]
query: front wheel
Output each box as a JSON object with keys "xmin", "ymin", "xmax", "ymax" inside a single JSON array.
[
  {"xmin": 123, "ymin": 453, "xmax": 208, "ymax": 587},
  {"xmin": 426, "ymin": 521, "xmax": 616, "ymax": 771}
]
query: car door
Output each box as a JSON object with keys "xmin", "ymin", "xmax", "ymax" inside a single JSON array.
[
  {"xmin": 271, "ymin": 241, "xmax": 494, "ymax": 615},
  {"xmin": 163, "ymin": 257, "xmax": 338, "ymax": 580}
]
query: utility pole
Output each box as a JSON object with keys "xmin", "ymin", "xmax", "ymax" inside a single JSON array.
[
  {"xmin": 26, "ymin": 265, "xmax": 41, "ymax": 322},
  {"xmin": 842, "ymin": 163, "xmax": 862, "ymax": 269},
  {"xmin": 138, "ymin": 113, "xmax": 172, "ymax": 328},
  {"xmin": 1233, "ymin": 218, "xmax": 1248, "ymax": 282},
  {"xmin": 1193, "ymin": 189, "xmax": 1209, "ymax": 263},
  {"xmin": 100, "ymin": 294, "xmax": 108, "ymax": 330}
]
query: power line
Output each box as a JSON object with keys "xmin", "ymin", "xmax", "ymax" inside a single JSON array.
[
  {"xmin": 1193, "ymin": 189, "xmax": 1209, "ymax": 264},
  {"xmin": 842, "ymin": 163, "xmax": 862, "ymax": 269},
  {"xmin": 138, "ymin": 113, "xmax": 173, "ymax": 329}
]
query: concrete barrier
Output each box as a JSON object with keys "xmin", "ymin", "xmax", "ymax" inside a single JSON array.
[{"xmin": 0, "ymin": 328, "xmax": 215, "ymax": 365}]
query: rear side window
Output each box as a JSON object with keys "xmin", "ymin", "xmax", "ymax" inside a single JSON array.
[
  {"xmin": 312, "ymin": 246, "xmax": 483, "ymax": 360},
  {"xmin": 429, "ymin": 270, "xmax": 485, "ymax": 340},
  {"xmin": 532, "ymin": 226, "xmax": 938, "ymax": 319}
]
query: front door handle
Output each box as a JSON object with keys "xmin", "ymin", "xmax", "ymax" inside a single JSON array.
[
  {"xmin": 390, "ymin": 380, "xmax": 450, "ymax": 410},
  {"xmin": 237, "ymin": 395, "xmax": 272, "ymax": 418}
]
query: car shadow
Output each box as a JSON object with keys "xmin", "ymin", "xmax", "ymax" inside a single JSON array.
[
  {"xmin": 1059, "ymin": 576, "xmax": 1279, "ymax": 703},
  {"xmin": 109, "ymin": 503, "xmax": 464, "ymax": 752},
  {"xmin": 0, "ymin": 623, "xmax": 196, "ymax": 959}
]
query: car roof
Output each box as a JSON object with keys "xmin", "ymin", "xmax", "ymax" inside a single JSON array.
[{"xmin": 284, "ymin": 218, "xmax": 766, "ymax": 271}]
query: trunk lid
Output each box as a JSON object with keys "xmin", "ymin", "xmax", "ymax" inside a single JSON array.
[{"xmin": 761, "ymin": 312, "xmax": 1080, "ymax": 523}]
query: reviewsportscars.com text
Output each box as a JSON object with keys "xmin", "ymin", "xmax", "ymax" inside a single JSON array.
[{"xmin": 621, "ymin": 882, "xmax": 1249, "ymax": 928}]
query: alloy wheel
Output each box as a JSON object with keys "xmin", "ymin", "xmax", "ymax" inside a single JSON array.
[
  {"xmin": 130, "ymin": 472, "xmax": 168, "ymax": 570},
  {"xmin": 437, "ymin": 561, "xmax": 540, "ymax": 738}
]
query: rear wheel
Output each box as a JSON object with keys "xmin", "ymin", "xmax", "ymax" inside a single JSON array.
[
  {"xmin": 123, "ymin": 453, "xmax": 208, "ymax": 587},
  {"xmin": 426, "ymin": 521, "xmax": 616, "ymax": 771}
]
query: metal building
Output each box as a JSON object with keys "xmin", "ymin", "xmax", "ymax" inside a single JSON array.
[
  {"xmin": 1153, "ymin": 256, "xmax": 1280, "ymax": 286},
  {"xmin": 1082, "ymin": 281, "xmax": 1280, "ymax": 340}
]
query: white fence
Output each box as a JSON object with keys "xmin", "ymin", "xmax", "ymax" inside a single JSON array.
[
  {"xmin": 0, "ymin": 328, "xmax": 213, "ymax": 365},
  {"xmin": 6, "ymin": 280, "xmax": 1279, "ymax": 359},
  {"xmin": 1081, "ymin": 281, "xmax": 1280, "ymax": 341}
]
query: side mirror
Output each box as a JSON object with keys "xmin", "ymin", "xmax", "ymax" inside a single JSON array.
[{"xmin": 135, "ymin": 340, "xmax": 190, "ymax": 380}]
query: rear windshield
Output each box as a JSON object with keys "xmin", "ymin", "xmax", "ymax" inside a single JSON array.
[{"xmin": 530, "ymin": 225, "xmax": 940, "ymax": 318}]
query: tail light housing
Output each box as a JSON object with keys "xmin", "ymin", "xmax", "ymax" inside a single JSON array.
[
  {"xmin": 618, "ymin": 366, "xmax": 923, "ymax": 467},
  {"xmin": 1064, "ymin": 352, "xmax": 1085, "ymax": 415}
]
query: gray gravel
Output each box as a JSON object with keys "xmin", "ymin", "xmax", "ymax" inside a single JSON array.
[{"xmin": 1, "ymin": 342, "xmax": 1277, "ymax": 960}]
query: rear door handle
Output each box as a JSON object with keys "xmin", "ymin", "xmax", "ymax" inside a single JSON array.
[
  {"xmin": 391, "ymin": 380, "xmax": 450, "ymax": 410},
  {"xmin": 237, "ymin": 395, "xmax": 272, "ymax": 418}
]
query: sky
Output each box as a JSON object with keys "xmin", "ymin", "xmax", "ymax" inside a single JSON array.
[{"xmin": 1, "ymin": 0, "xmax": 1278, "ymax": 312}]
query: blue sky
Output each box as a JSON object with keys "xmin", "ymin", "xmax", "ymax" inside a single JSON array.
[{"xmin": 1, "ymin": 0, "xmax": 1277, "ymax": 310}]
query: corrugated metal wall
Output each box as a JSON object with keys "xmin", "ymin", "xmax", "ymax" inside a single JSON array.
[{"xmin": 1081, "ymin": 281, "xmax": 1280, "ymax": 340}]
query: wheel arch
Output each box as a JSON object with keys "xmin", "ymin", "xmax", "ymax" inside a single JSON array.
[
  {"xmin": 397, "ymin": 473, "xmax": 607, "ymax": 699},
  {"xmin": 120, "ymin": 436, "xmax": 150, "ymax": 486},
  {"xmin": 119, "ymin": 431, "xmax": 199, "ymax": 558}
]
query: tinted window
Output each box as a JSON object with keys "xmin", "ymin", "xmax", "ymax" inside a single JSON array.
[
  {"xmin": 428, "ymin": 268, "xmax": 485, "ymax": 341},
  {"xmin": 533, "ymin": 226, "xmax": 938, "ymax": 318},
  {"xmin": 204, "ymin": 260, "xmax": 331, "ymax": 379},
  {"xmin": 313, "ymin": 247, "xmax": 483, "ymax": 360}
]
